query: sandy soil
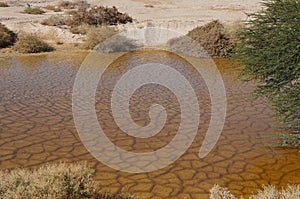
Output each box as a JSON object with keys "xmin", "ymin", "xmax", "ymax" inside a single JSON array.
[{"xmin": 0, "ymin": 0, "xmax": 262, "ymax": 46}]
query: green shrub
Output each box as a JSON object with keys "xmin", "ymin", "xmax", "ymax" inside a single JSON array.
[
  {"xmin": 41, "ymin": 15, "xmax": 71, "ymax": 26},
  {"xmin": 70, "ymin": 6, "xmax": 133, "ymax": 27},
  {"xmin": 0, "ymin": 2, "xmax": 9, "ymax": 7},
  {"xmin": 23, "ymin": 7, "xmax": 45, "ymax": 14},
  {"xmin": 232, "ymin": 0, "xmax": 300, "ymax": 135},
  {"xmin": 0, "ymin": 23, "xmax": 16, "ymax": 48},
  {"xmin": 13, "ymin": 34, "xmax": 54, "ymax": 53}
]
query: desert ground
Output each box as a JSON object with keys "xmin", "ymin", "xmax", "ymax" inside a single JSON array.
[{"xmin": 0, "ymin": 0, "xmax": 262, "ymax": 44}]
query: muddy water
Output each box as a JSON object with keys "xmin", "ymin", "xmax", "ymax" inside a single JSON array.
[{"xmin": 0, "ymin": 51, "xmax": 299, "ymax": 198}]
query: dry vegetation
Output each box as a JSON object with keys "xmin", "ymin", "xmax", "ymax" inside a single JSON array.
[
  {"xmin": 0, "ymin": 163, "xmax": 299, "ymax": 199},
  {"xmin": 210, "ymin": 184, "xmax": 300, "ymax": 199},
  {"xmin": 167, "ymin": 20, "xmax": 233, "ymax": 58},
  {"xmin": 13, "ymin": 33, "xmax": 54, "ymax": 53},
  {"xmin": 42, "ymin": 15, "xmax": 71, "ymax": 26},
  {"xmin": 0, "ymin": 162, "xmax": 135, "ymax": 199},
  {"xmin": 0, "ymin": 1, "xmax": 9, "ymax": 7},
  {"xmin": 83, "ymin": 26, "xmax": 118, "ymax": 49},
  {"xmin": 58, "ymin": 0, "xmax": 90, "ymax": 9},
  {"xmin": 44, "ymin": 5, "xmax": 62, "ymax": 12},
  {"xmin": 187, "ymin": 20, "xmax": 233, "ymax": 57},
  {"xmin": 70, "ymin": 6, "xmax": 133, "ymax": 27},
  {"xmin": 0, "ymin": 23, "xmax": 16, "ymax": 48},
  {"xmin": 23, "ymin": 7, "xmax": 45, "ymax": 15}
]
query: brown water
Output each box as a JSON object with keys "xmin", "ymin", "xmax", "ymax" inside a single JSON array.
[{"xmin": 0, "ymin": 51, "xmax": 299, "ymax": 198}]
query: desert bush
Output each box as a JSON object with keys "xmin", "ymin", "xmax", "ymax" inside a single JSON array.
[
  {"xmin": 95, "ymin": 35, "xmax": 142, "ymax": 53},
  {"xmin": 0, "ymin": 162, "xmax": 98, "ymax": 198},
  {"xmin": 13, "ymin": 33, "xmax": 54, "ymax": 53},
  {"xmin": 210, "ymin": 184, "xmax": 236, "ymax": 199},
  {"xmin": 167, "ymin": 35, "xmax": 209, "ymax": 58},
  {"xmin": 44, "ymin": 5, "xmax": 62, "ymax": 12},
  {"xmin": 233, "ymin": 0, "xmax": 300, "ymax": 136},
  {"xmin": 83, "ymin": 26, "xmax": 118, "ymax": 49},
  {"xmin": 41, "ymin": 15, "xmax": 71, "ymax": 26},
  {"xmin": 186, "ymin": 20, "xmax": 233, "ymax": 57},
  {"xmin": 58, "ymin": 0, "xmax": 76, "ymax": 9},
  {"xmin": 70, "ymin": 6, "xmax": 133, "ymax": 27},
  {"xmin": 0, "ymin": 162, "xmax": 137, "ymax": 199},
  {"xmin": 58, "ymin": 0, "xmax": 90, "ymax": 9},
  {"xmin": 0, "ymin": 23, "xmax": 16, "ymax": 48},
  {"xmin": 210, "ymin": 184, "xmax": 300, "ymax": 199},
  {"xmin": 0, "ymin": 2, "xmax": 9, "ymax": 7},
  {"xmin": 23, "ymin": 7, "xmax": 45, "ymax": 14},
  {"xmin": 70, "ymin": 23, "xmax": 92, "ymax": 34}
]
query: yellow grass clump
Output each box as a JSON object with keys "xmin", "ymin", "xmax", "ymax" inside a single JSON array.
[
  {"xmin": 210, "ymin": 184, "xmax": 300, "ymax": 199},
  {"xmin": 13, "ymin": 33, "xmax": 54, "ymax": 53}
]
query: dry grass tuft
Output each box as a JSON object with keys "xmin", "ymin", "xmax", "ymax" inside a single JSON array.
[
  {"xmin": 44, "ymin": 5, "xmax": 62, "ymax": 12},
  {"xmin": 58, "ymin": 0, "xmax": 90, "ymax": 9},
  {"xmin": 13, "ymin": 33, "xmax": 54, "ymax": 53},
  {"xmin": 210, "ymin": 184, "xmax": 300, "ymax": 199},
  {"xmin": 70, "ymin": 6, "xmax": 133, "ymax": 27},
  {"xmin": 187, "ymin": 20, "xmax": 233, "ymax": 57},
  {"xmin": 83, "ymin": 26, "xmax": 118, "ymax": 49},
  {"xmin": 70, "ymin": 23, "xmax": 92, "ymax": 34},
  {"xmin": 210, "ymin": 184, "xmax": 236, "ymax": 199},
  {"xmin": 41, "ymin": 15, "xmax": 71, "ymax": 26},
  {"xmin": 0, "ymin": 162, "xmax": 98, "ymax": 198},
  {"xmin": 0, "ymin": 23, "xmax": 16, "ymax": 48},
  {"xmin": 0, "ymin": 162, "xmax": 136, "ymax": 199},
  {"xmin": 23, "ymin": 7, "xmax": 45, "ymax": 15},
  {"xmin": 0, "ymin": 2, "xmax": 9, "ymax": 7}
]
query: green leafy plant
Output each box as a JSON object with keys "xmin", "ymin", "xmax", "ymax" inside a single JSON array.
[{"xmin": 233, "ymin": 0, "xmax": 300, "ymax": 137}]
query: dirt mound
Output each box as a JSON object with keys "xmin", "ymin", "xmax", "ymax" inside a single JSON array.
[{"xmin": 187, "ymin": 20, "xmax": 232, "ymax": 57}]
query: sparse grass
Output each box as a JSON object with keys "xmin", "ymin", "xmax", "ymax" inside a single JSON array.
[
  {"xmin": 58, "ymin": 0, "xmax": 90, "ymax": 9},
  {"xmin": 0, "ymin": 162, "xmax": 137, "ymax": 199},
  {"xmin": 70, "ymin": 23, "xmax": 92, "ymax": 34},
  {"xmin": 210, "ymin": 184, "xmax": 300, "ymax": 199},
  {"xmin": 0, "ymin": 162, "xmax": 98, "ymax": 198},
  {"xmin": 0, "ymin": 23, "xmax": 16, "ymax": 48},
  {"xmin": 0, "ymin": 2, "xmax": 9, "ymax": 7},
  {"xmin": 83, "ymin": 26, "xmax": 118, "ymax": 49},
  {"xmin": 13, "ymin": 33, "xmax": 54, "ymax": 53},
  {"xmin": 95, "ymin": 35, "xmax": 142, "ymax": 53},
  {"xmin": 70, "ymin": 6, "xmax": 133, "ymax": 27},
  {"xmin": 41, "ymin": 15, "xmax": 71, "ymax": 26},
  {"xmin": 277, "ymin": 133, "xmax": 300, "ymax": 148},
  {"xmin": 23, "ymin": 7, "xmax": 45, "ymax": 15},
  {"xmin": 44, "ymin": 5, "xmax": 62, "ymax": 12}
]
